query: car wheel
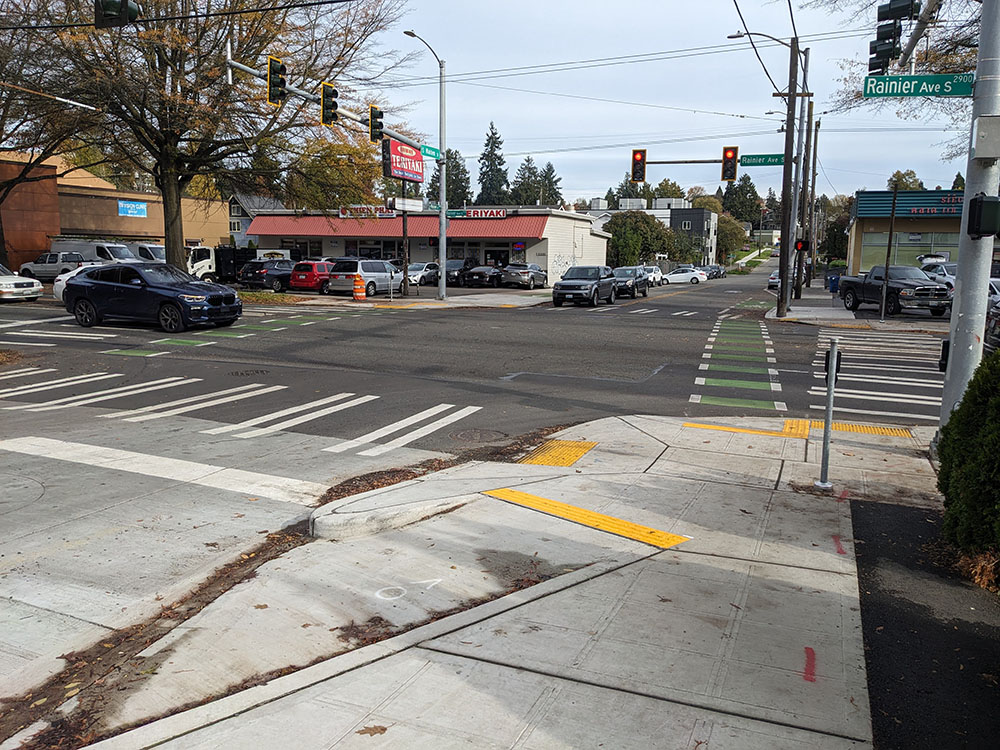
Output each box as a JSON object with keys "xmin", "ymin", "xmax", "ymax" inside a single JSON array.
[
  {"xmin": 632, "ymin": 288, "xmax": 638, "ymax": 298},
  {"xmin": 270, "ymin": 278, "xmax": 285, "ymax": 293},
  {"xmin": 201, "ymin": 274, "xmax": 217, "ymax": 283},
  {"xmin": 73, "ymin": 298, "xmax": 100, "ymax": 327},
  {"xmin": 158, "ymin": 303, "xmax": 186, "ymax": 333},
  {"xmin": 457, "ymin": 277, "xmax": 465, "ymax": 287},
  {"xmin": 527, "ymin": 277, "xmax": 535, "ymax": 290},
  {"xmin": 366, "ymin": 281, "xmax": 376, "ymax": 298},
  {"xmin": 588, "ymin": 289, "xmax": 598, "ymax": 307},
  {"xmin": 886, "ymin": 294, "xmax": 901, "ymax": 316},
  {"xmin": 607, "ymin": 287, "xmax": 616, "ymax": 305},
  {"xmin": 397, "ymin": 282, "xmax": 404, "ymax": 294},
  {"xmin": 690, "ymin": 277, "xmax": 700, "ymax": 284},
  {"xmin": 19, "ymin": 268, "xmax": 33, "ymax": 278},
  {"xmin": 320, "ymin": 280, "xmax": 331, "ymax": 295},
  {"xmin": 642, "ymin": 286, "xmax": 648, "ymax": 297},
  {"xmin": 553, "ymin": 298, "xmax": 563, "ymax": 307},
  {"xmin": 843, "ymin": 290, "xmax": 859, "ymax": 311},
  {"xmin": 931, "ymin": 308, "xmax": 947, "ymax": 317},
  {"xmin": 492, "ymin": 277, "xmax": 501, "ymax": 288}
]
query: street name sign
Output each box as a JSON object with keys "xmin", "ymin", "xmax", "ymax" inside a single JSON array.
[
  {"xmin": 420, "ymin": 144, "xmax": 442, "ymax": 160},
  {"xmin": 863, "ymin": 73, "xmax": 974, "ymax": 98},
  {"xmin": 740, "ymin": 154, "xmax": 784, "ymax": 166}
]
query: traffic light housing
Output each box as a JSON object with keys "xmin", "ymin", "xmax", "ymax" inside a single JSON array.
[
  {"xmin": 869, "ymin": 3, "xmax": 917, "ymax": 74},
  {"xmin": 630, "ymin": 149, "xmax": 647, "ymax": 183},
  {"xmin": 94, "ymin": 0, "xmax": 140, "ymax": 29},
  {"xmin": 369, "ymin": 105, "xmax": 384, "ymax": 142},
  {"xmin": 794, "ymin": 239, "xmax": 810, "ymax": 255},
  {"xmin": 721, "ymin": 146, "xmax": 738, "ymax": 182},
  {"xmin": 877, "ymin": 0, "xmax": 920, "ymax": 22},
  {"xmin": 267, "ymin": 56, "xmax": 287, "ymax": 106},
  {"xmin": 320, "ymin": 82, "xmax": 338, "ymax": 126}
]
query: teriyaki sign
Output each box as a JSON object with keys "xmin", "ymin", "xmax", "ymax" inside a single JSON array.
[{"xmin": 381, "ymin": 138, "xmax": 425, "ymax": 183}]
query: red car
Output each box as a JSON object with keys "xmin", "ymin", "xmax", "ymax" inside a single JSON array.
[{"xmin": 290, "ymin": 260, "xmax": 332, "ymax": 294}]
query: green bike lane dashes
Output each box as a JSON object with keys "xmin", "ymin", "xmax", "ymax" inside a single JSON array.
[{"xmin": 690, "ymin": 317, "xmax": 786, "ymax": 412}]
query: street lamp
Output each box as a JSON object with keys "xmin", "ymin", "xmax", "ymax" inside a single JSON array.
[
  {"xmin": 728, "ymin": 30, "xmax": 802, "ymax": 318},
  {"xmin": 404, "ymin": 29, "xmax": 448, "ymax": 300}
]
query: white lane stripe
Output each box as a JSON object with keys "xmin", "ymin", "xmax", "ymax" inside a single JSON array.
[
  {"xmin": 201, "ymin": 392, "xmax": 355, "ymax": 435},
  {"xmin": 811, "ymin": 362, "xmax": 942, "ymax": 375},
  {"xmin": 16, "ymin": 378, "xmax": 201, "ymax": 412},
  {"xmin": 102, "ymin": 383, "xmax": 268, "ymax": 419},
  {"xmin": 0, "ymin": 367, "xmax": 55, "ymax": 380},
  {"xmin": 324, "ymin": 404, "xmax": 456, "ymax": 453},
  {"xmin": 126, "ymin": 385, "xmax": 287, "ymax": 422},
  {"xmin": 0, "ymin": 436, "xmax": 326, "ymax": 506},
  {"xmin": 235, "ymin": 395, "xmax": 379, "ymax": 439},
  {"xmin": 7, "ymin": 330, "xmax": 116, "ymax": 340},
  {"xmin": 807, "ymin": 389, "xmax": 941, "ymax": 406},
  {"xmin": 358, "ymin": 406, "xmax": 482, "ymax": 457},
  {"xmin": 0, "ymin": 372, "xmax": 119, "ymax": 398},
  {"xmin": 808, "ymin": 404, "xmax": 939, "ymax": 421},
  {"xmin": 671, "ymin": 311, "xmax": 687, "ymax": 316},
  {"xmin": 637, "ymin": 309, "xmax": 656, "ymax": 314},
  {"xmin": 811, "ymin": 373, "xmax": 943, "ymax": 388},
  {"xmin": 0, "ymin": 315, "xmax": 75, "ymax": 329},
  {"xmin": 681, "ymin": 311, "xmax": 697, "ymax": 316},
  {"xmin": 0, "ymin": 341, "xmax": 56, "ymax": 347}
]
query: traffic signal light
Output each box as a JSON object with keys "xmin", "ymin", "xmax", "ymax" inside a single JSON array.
[
  {"xmin": 869, "ymin": 19, "xmax": 902, "ymax": 74},
  {"xmin": 966, "ymin": 193, "xmax": 1000, "ymax": 239},
  {"xmin": 721, "ymin": 146, "xmax": 738, "ymax": 182},
  {"xmin": 95, "ymin": 0, "xmax": 141, "ymax": 29},
  {"xmin": 267, "ymin": 56, "xmax": 287, "ymax": 106},
  {"xmin": 320, "ymin": 82, "xmax": 338, "ymax": 126},
  {"xmin": 369, "ymin": 105, "xmax": 384, "ymax": 143},
  {"xmin": 877, "ymin": 0, "xmax": 920, "ymax": 22},
  {"xmin": 630, "ymin": 149, "xmax": 647, "ymax": 183},
  {"xmin": 794, "ymin": 239, "xmax": 810, "ymax": 254}
]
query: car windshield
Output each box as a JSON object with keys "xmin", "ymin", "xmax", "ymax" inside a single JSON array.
[
  {"xmin": 614, "ymin": 268, "xmax": 636, "ymax": 277},
  {"xmin": 564, "ymin": 267, "xmax": 598, "ymax": 280},
  {"xmin": 330, "ymin": 261, "xmax": 357, "ymax": 273},
  {"xmin": 446, "ymin": 260, "xmax": 465, "ymax": 269},
  {"xmin": 507, "ymin": 263, "xmax": 527, "ymax": 269},
  {"xmin": 645, "ymin": 266, "xmax": 657, "ymax": 272},
  {"xmin": 470, "ymin": 266, "xmax": 492, "ymax": 273},
  {"xmin": 145, "ymin": 246, "xmax": 166, "ymax": 261},
  {"xmin": 943, "ymin": 263, "xmax": 958, "ymax": 274},
  {"xmin": 0, "ymin": 264, "xmax": 13, "ymax": 276},
  {"xmin": 139, "ymin": 264, "xmax": 195, "ymax": 284},
  {"xmin": 408, "ymin": 264, "xmax": 425, "ymax": 272},
  {"xmin": 888, "ymin": 267, "xmax": 931, "ymax": 280},
  {"xmin": 106, "ymin": 245, "xmax": 136, "ymax": 259}
]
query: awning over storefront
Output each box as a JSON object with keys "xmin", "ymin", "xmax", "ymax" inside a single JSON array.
[{"xmin": 246, "ymin": 214, "xmax": 548, "ymax": 238}]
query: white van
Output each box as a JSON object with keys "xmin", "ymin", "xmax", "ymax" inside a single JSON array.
[
  {"xmin": 127, "ymin": 243, "xmax": 166, "ymax": 262},
  {"xmin": 49, "ymin": 239, "xmax": 138, "ymax": 264}
]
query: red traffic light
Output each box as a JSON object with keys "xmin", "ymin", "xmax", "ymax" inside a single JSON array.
[
  {"xmin": 724, "ymin": 149, "xmax": 735, "ymax": 159},
  {"xmin": 630, "ymin": 149, "xmax": 647, "ymax": 183},
  {"xmin": 634, "ymin": 151, "xmax": 644, "ymax": 161}
]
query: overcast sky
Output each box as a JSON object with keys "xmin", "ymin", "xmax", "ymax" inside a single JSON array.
[{"xmin": 367, "ymin": 0, "xmax": 969, "ymax": 202}]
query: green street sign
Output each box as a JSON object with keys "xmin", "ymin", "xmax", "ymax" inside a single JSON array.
[
  {"xmin": 420, "ymin": 144, "xmax": 442, "ymax": 159},
  {"xmin": 863, "ymin": 73, "xmax": 974, "ymax": 98},
  {"xmin": 740, "ymin": 154, "xmax": 784, "ymax": 167},
  {"xmin": 446, "ymin": 209, "xmax": 466, "ymax": 218}
]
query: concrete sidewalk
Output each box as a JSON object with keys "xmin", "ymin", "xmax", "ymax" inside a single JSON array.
[
  {"xmin": 63, "ymin": 413, "xmax": 944, "ymax": 750},
  {"xmin": 765, "ymin": 285, "xmax": 951, "ymax": 332},
  {"xmin": 281, "ymin": 289, "xmax": 550, "ymax": 310}
]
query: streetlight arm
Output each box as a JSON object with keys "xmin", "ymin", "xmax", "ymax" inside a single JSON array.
[{"xmin": 404, "ymin": 30, "xmax": 442, "ymax": 66}]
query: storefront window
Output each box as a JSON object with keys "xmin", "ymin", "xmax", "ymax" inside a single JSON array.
[{"xmin": 860, "ymin": 231, "xmax": 961, "ymax": 268}]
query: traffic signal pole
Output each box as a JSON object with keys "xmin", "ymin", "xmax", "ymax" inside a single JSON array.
[
  {"xmin": 776, "ymin": 36, "xmax": 799, "ymax": 319},
  {"xmin": 939, "ymin": 0, "xmax": 1000, "ymax": 426}
]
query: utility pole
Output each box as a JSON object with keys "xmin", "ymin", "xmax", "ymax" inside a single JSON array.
[
  {"xmin": 787, "ymin": 46, "xmax": 809, "ymax": 310},
  {"xmin": 777, "ymin": 36, "xmax": 799, "ymax": 318},
  {"xmin": 795, "ymin": 99, "xmax": 814, "ymax": 299},
  {"xmin": 807, "ymin": 118, "xmax": 820, "ymax": 286},
  {"xmin": 939, "ymin": 0, "xmax": 1000, "ymax": 425}
]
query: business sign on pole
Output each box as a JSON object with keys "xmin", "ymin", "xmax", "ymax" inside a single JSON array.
[
  {"xmin": 118, "ymin": 199, "xmax": 147, "ymax": 217},
  {"xmin": 381, "ymin": 138, "xmax": 425, "ymax": 183},
  {"xmin": 863, "ymin": 73, "xmax": 974, "ymax": 98},
  {"xmin": 740, "ymin": 154, "xmax": 784, "ymax": 167},
  {"xmin": 392, "ymin": 197, "xmax": 423, "ymax": 213},
  {"xmin": 420, "ymin": 144, "xmax": 441, "ymax": 160},
  {"xmin": 338, "ymin": 205, "xmax": 396, "ymax": 218}
]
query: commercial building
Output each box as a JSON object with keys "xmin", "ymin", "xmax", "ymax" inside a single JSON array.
[
  {"xmin": 584, "ymin": 197, "xmax": 718, "ymax": 264},
  {"xmin": 245, "ymin": 207, "xmax": 609, "ymax": 277}
]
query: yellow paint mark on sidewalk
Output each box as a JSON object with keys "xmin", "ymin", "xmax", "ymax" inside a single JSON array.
[
  {"xmin": 809, "ymin": 420, "xmax": 912, "ymax": 437},
  {"xmin": 484, "ymin": 488, "xmax": 690, "ymax": 549},
  {"xmin": 682, "ymin": 422, "xmax": 792, "ymax": 438},
  {"xmin": 518, "ymin": 439, "xmax": 597, "ymax": 466}
]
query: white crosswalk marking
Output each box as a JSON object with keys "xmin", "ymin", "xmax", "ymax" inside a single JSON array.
[
  {"xmin": 0, "ymin": 372, "xmax": 120, "ymax": 399},
  {"xmin": 0, "ymin": 367, "xmax": 56, "ymax": 381},
  {"xmin": 628, "ymin": 308, "xmax": 656, "ymax": 315},
  {"xmin": 8, "ymin": 377, "xmax": 201, "ymax": 412},
  {"xmin": 681, "ymin": 311, "xmax": 697, "ymax": 316},
  {"xmin": 0, "ymin": 340, "xmax": 55, "ymax": 347},
  {"xmin": 234, "ymin": 395, "xmax": 379, "ymax": 439},
  {"xmin": 6, "ymin": 330, "xmax": 116, "ymax": 340},
  {"xmin": 120, "ymin": 385, "xmax": 289, "ymax": 423},
  {"xmin": 201, "ymin": 392, "xmax": 357, "ymax": 435},
  {"xmin": 324, "ymin": 403, "xmax": 456, "ymax": 453},
  {"xmin": 357, "ymin": 405, "xmax": 483, "ymax": 457},
  {"xmin": 0, "ymin": 315, "xmax": 74, "ymax": 329}
]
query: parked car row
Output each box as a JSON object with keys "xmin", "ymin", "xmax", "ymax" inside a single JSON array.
[{"xmin": 0, "ymin": 263, "xmax": 43, "ymax": 302}]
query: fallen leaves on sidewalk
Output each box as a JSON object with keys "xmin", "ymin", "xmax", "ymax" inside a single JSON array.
[{"xmin": 356, "ymin": 725, "xmax": 388, "ymax": 736}]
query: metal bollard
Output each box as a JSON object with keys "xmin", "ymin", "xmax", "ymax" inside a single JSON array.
[{"xmin": 815, "ymin": 337, "xmax": 838, "ymax": 489}]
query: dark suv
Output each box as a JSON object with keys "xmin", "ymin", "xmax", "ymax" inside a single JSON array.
[
  {"xmin": 64, "ymin": 263, "xmax": 241, "ymax": 333},
  {"xmin": 238, "ymin": 259, "xmax": 294, "ymax": 292},
  {"xmin": 612, "ymin": 266, "xmax": 648, "ymax": 298},
  {"xmin": 551, "ymin": 265, "xmax": 616, "ymax": 307}
]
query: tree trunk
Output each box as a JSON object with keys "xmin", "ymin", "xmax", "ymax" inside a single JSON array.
[
  {"xmin": 0, "ymin": 209, "xmax": 9, "ymax": 270},
  {"xmin": 160, "ymin": 164, "xmax": 186, "ymax": 270}
]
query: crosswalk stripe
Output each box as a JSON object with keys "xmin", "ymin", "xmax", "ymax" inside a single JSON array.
[
  {"xmin": 9, "ymin": 377, "xmax": 201, "ymax": 412},
  {"xmin": 808, "ymin": 388, "xmax": 940, "ymax": 406},
  {"xmin": 0, "ymin": 367, "xmax": 56, "ymax": 381},
  {"xmin": 808, "ymin": 404, "xmax": 939, "ymax": 421},
  {"xmin": 357, "ymin": 405, "xmax": 482, "ymax": 457},
  {"xmin": 811, "ymin": 361, "xmax": 941, "ymax": 374},
  {"xmin": 681, "ymin": 311, "xmax": 697, "ymax": 316},
  {"xmin": 6, "ymin": 330, "xmax": 116, "ymax": 340},
  {"xmin": 101, "ymin": 383, "xmax": 269, "ymax": 419},
  {"xmin": 123, "ymin": 385, "xmax": 288, "ymax": 423},
  {"xmin": 0, "ymin": 372, "xmax": 120, "ymax": 398},
  {"xmin": 0, "ymin": 340, "xmax": 56, "ymax": 347},
  {"xmin": 201, "ymin": 392, "xmax": 357, "ymax": 435},
  {"xmin": 811, "ymin": 373, "xmax": 943, "ymax": 388},
  {"xmin": 0, "ymin": 315, "xmax": 74, "ymax": 330},
  {"xmin": 234, "ymin": 394, "xmax": 379, "ymax": 439},
  {"xmin": 324, "ymin": 403, "xmax": 456, "ymax": 453}
]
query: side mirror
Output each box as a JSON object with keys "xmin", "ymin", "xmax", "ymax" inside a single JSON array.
[{"xmin": 130, "ymin": 278, "xmax": 144, "ymax": 286}]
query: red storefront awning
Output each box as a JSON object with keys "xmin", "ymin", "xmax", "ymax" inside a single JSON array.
[{"xmin": 246, "ymin": 214, "xmax": 548, "ymax": 239}]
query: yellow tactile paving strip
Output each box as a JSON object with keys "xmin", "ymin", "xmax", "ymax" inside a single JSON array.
[
  {"xmin": 518, "ymin": 439, "xmax": 598, "ymax": 466},
  {"xmin": 484, "ymin": 488, "xmax": 690, "ymax": 549},
  {"xmin": 681, "ymin": 419, "xmax": 912, "ymax": 439}
]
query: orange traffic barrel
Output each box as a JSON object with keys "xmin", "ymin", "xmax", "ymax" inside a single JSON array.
[{"xmin": 353, "ymin": 274, "xmax": 366, "ymax": 301}]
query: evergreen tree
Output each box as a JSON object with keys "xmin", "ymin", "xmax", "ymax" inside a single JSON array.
[
  {"xmin": 653, "ymin": 177, "xmax": 684, "ymax": 199},
  {"xmin": 539, "ymin": 162, "xmax": 563, "ymax": 206},
  {"xmin": 764, "ymin": 188, "xmax": 781, "ymax": 227},
  {"xmin": 714, "ymin": 186, "xmax": 724, "ymax": 202},
  {"xmin": 426, "ymin": 149, "xmax": 472, "ymax": 208},
  {"xmin": 509, "ymin": 156, "xmax": 541, "ymax": 205},
  {"xmin": 952, "ymin": 172, "xmax": 965, "ymax": 190},
  {"xmin": 614, "ymin": 173, "xmax": 645, "ymax": 206},
  {"xmin": 722, "ymin": 174, "xmax": 761, "ymax": 224},
  {"xmin": 476, "ymin": 122, "xmax": 510, "ymax": 205},
  {"xmin": 887, "ymin": 169, "xmax": 925, "ymax": 190},
  {"xmin": 604, "ymin": 188, "xmax": 617, "ymax": 209}
]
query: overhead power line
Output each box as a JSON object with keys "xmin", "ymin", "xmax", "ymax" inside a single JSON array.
[{"xmin": 732, "ymin": 0, "xmax": 783, "ymax": 95}]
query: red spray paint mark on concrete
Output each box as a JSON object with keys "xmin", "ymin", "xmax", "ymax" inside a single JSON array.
[
  {"xmin": 832, "ymin": 535, "xmax": 847, "ymax": 555},
  {"xmin": 803, "ymin": 647, "xmax": 817, "ymax": 682},
  {"xmin": 837, "ymin": 489, "xmax": 849, "ymax": 503}
]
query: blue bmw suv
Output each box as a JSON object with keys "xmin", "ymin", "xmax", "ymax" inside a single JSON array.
[{"xmin": 64, "ymin": 262, "xmax": 242, "ymax": 333}]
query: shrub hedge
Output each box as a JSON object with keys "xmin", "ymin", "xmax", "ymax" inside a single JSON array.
[{"xmin": 938, "ymin": 349, "xmax": 1000, "ymax": 551}]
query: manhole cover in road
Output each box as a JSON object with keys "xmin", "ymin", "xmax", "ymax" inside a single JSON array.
[{"xmin": 451, "ymin": 429, "xmax": 508, "ymax": 443}]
